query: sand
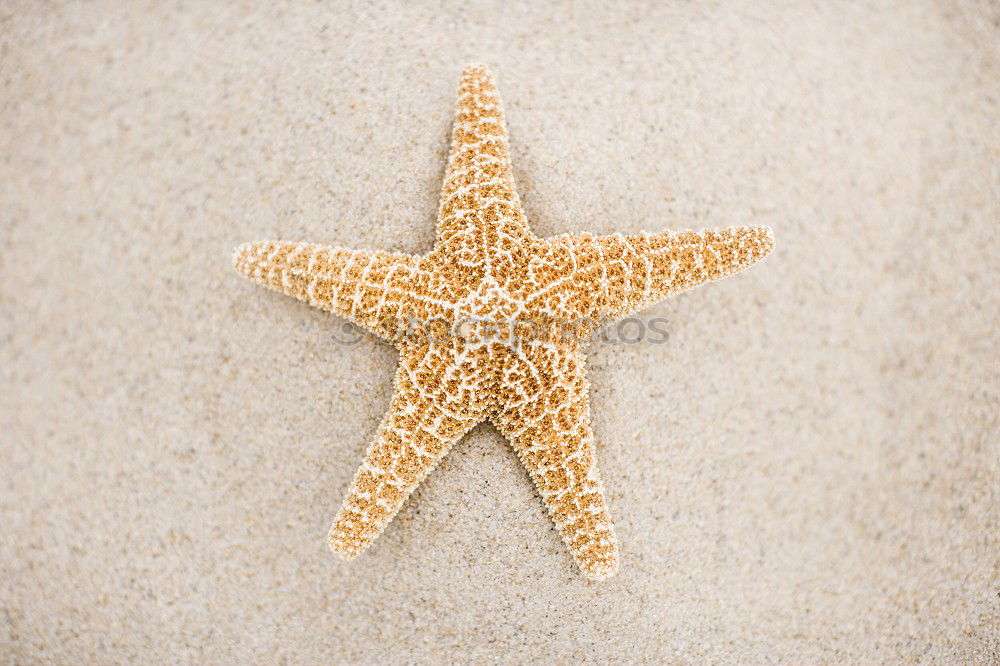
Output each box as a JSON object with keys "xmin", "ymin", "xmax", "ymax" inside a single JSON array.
[{"xmin": 2, "ymin": 1, "xmax": 998, "ymax": 663}]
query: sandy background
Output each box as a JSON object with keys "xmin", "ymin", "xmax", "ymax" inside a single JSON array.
[{"xmin": 2, "ymin": 1, "xmax": 998, "ymax": 663}]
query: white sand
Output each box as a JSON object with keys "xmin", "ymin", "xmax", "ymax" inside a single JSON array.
[{"xmin": 2, "ymin": 1, "xmax": 998, "ymax": 663}]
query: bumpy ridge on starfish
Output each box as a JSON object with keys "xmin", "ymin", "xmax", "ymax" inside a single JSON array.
[{"xmin": 233, "ymin": 64, "xmax": 774, "ymax": 580}]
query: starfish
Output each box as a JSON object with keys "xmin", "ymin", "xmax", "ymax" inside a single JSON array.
[{"xmin": 233, "ymin": 64, "xmax": 774, "ymax": 580}]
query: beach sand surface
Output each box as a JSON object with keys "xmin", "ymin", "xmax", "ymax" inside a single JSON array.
[{"xmin": 2, "ymin": 1, "xmax": 998, "ymax": 663}]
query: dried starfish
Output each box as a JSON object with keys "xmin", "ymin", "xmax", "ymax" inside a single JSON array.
[{"xmin": 233, "ymin": 64, "xmax": 774, "ymax": 580}]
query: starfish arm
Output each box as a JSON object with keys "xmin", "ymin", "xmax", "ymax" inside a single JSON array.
[
  {"xmin": 328, "ymin": 342, "xmax": 486, "ymax": 558},
  {"xmin": 553, "ymin": 225, "xmax": 774, "ymax": 321},
  {"xmin": 233, "ymin": 240, "xmax": 434, "ymax": 341},
  {"xmin": 490, "ymin": 345, "xmax": 620, "ymax": 580},
  {"xmin": 435, "ymin": 64, "xmax": 531, "ymax": 254}
]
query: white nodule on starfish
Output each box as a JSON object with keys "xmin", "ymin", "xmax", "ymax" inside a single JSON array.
[{"xmin": 233, "ymin": 64, "xmax": 774, "ymax": 580}]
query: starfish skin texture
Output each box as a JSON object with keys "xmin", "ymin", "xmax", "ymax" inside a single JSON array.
[{"xmin": 233, "ymin": 64, "xmax": 774, "ymax": 580}]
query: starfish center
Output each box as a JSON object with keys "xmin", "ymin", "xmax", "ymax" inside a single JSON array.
[{"xmin": 452, "ymin": 277, "xmax": 525, "ymax": 346}]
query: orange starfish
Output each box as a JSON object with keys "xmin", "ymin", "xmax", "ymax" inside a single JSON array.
[{"xmin": 233, "ymin": 64, "xmax": 774, "ymax": 579}]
